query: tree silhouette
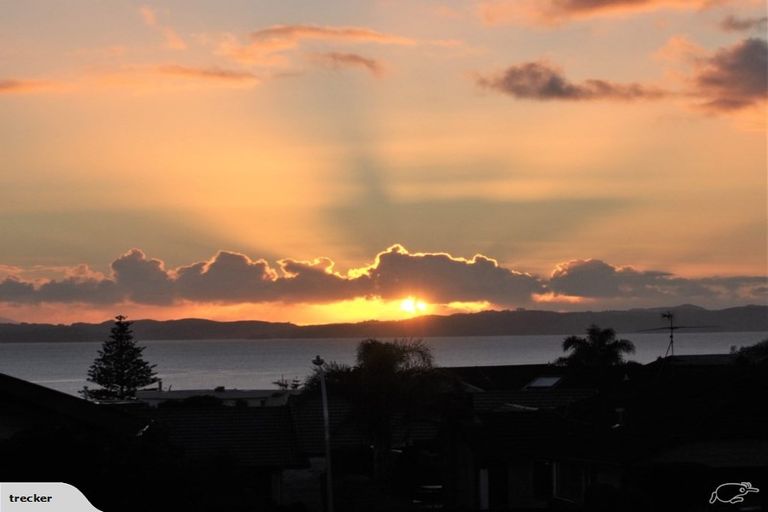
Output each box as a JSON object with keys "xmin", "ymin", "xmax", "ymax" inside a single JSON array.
[
  {"xmin": 81, "ymin": 315, "xmax": 157, "ymax": 400},
  {"xmin": 736, "ymin": 338, "xmax": 768, "ymax": 364},
  {"xmin": 304, "ymin": 339, "xmax": 460, "ymax": 480},
  {"xmin": 557, "ymin": 324, "xmax": 635, "ymax": 367}
]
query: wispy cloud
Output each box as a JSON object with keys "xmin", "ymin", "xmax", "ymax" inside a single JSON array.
[
  {"xmin": 218, "ymin": 24, "xmax": 416, "ymax": 66},
  {"xmin": 138, "ymin": 5, "xmax": 158, "ymax": 26},
  {"xmin": 250, "ymin": 24, "xmax": 416, "ymax": 47},
  {"xmin": 310, "ymin": 52, "xmax": 385, "ymax": 77},
  {"xmin": 138, "ymin": 5, "xmax": 187, "ymax": 50},
  {"xmin": 478, "ymin": 0, "xmax": 712, "ymax": 25},
  {"xmin": 0, "ymin": 65, "xmax": 263, "ymax": 96},
  {"xmin": 155, "ymin": 65, "xmax": 261, "ymax": 84},
  {"xmin": 0, "ymin": 79, "xmax": 53, "ymax": 94},
  {"xmin": 477, "ymin": 61, "xmax": 667, "ymax": 101},
  {"xmin": 720, "ymin": 14, "xmax": 768, "ymax": 32}
]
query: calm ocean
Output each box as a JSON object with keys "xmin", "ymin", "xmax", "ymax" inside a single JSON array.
[{"xmin": 1, "ymin": 331, "xmax": 765, "ymax": 395}]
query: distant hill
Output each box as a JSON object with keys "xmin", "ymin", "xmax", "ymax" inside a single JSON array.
[
  {"xmin": 0, "ymin": 318, "xmax": 296, "ymax": 343},
  {"xmin": 299, "ymin": 304, "xmax": 768, "ymax": 339},
  {"xmin": 0, "ymin": 305, "xmax": 766, "ymax": 343},
  {"xmin": 0, "ymin": 317, "xmax": 16, "ymax": 324}
]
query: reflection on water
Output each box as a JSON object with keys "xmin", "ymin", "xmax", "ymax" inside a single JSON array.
[{"xmin": 0, "ymin": 331, "xmax": 764, "ymax": 395}]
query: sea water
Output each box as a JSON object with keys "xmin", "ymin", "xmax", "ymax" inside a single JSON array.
[{"xmin": 0, "ymin": 331, "xmax": 764, "ymax": 395}]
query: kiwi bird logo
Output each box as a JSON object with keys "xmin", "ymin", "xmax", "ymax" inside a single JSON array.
[{"xmin": 709, "ymin": 482, "xmax": 759, "ymax": 504}]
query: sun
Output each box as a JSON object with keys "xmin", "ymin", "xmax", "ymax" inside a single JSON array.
[{"xmin": 400, "ymin": 296, "xmax": 428, "ymax": 315}]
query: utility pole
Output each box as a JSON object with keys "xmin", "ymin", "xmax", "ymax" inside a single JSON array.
[
  {"xmin": 662, "ymin": 312, "xmax": 675, "ymax": 356},
  {"xmin": 312, "ymin": 355, "xmax": 334, "ymax": 512}
]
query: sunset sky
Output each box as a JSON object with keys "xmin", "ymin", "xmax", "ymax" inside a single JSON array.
[{"xmin": 1, "ymin": 0, "xmax": 766, "ymax": 324}]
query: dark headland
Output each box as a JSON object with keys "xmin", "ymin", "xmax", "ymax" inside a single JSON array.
[{"xmin": 0, "ymin": 304, "xmax": 765, "ymax": 343}]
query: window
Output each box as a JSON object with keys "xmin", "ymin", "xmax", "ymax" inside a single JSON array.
[{"xmin": 525, "ymin": 376, "xmax": 561, "ymax": 389}]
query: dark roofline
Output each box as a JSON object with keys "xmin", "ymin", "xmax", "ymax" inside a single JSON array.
[
  {"xmin": 0, "ymin": 373, "xmax": 144, "ymax": 436},
  {"xmin": 646, "ymin": 354, "xmax": 738, "ymax": 366},
  {"xmin": 444, "ymin": 363, "xmax": 555, "ymax": 372},
  {"xmin": 146, "ymin": 405, "xmax": 306, "ymax": 468}
]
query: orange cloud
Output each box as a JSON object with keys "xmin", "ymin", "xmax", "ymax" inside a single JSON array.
[
  {"xmin": 478, "ymin": 0, "xmax": 712, "ymax": 25},
  {"xmin": 218, "ymin": 24, "xmax": 416, "ymax": 65},
  {"xmin": 0, "ymin": 64, "xmax": 264, "ymax": 96},
  {"xmin": 161, "ymin": 27, "xmax": 187, "ymax": 50},
  {"xmin": 0, "ymin": 264, "xmax": 105, "ymax": 283},
  {"xmin": 250, "ymin": 24, "xmax": 416, "ymax": 47},
  {"xmin": 138, "ymin": 5, "xmax": 187, "ymax": 50},
  {"xmin": 155, "ymin": 65, "xmax": 262, "ymax": 84},
  {"xmin": 138, "ymin": 5, "xmax": 157, "ymax": 26},
  {"xmin": 0, "ymin": 79, "xmax": 54, "ymax": 94},
  {"xmin": 532, "ymin": 292, "xmax": 590, "ymax": 304},
  {"xmin": 655, "ymin": 35, "xmax": 708, "ymax": 63},
  {"xmin": 2, "ymin": 71, "xmax": 235, "ymax": 96}
]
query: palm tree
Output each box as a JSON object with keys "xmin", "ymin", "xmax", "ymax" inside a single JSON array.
[
  {"xmin": 304, "ymin": 339, "xmax": 458, "ymax": 480},
  {"xmin": 356, "ymin": 337, "xmax": 434, "ymax": 375},
  {"xmin": 557, "ymin": 324, "xmax": 635, "ymax": 367}
]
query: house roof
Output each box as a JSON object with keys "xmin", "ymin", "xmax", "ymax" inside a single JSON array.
[
  {"xmin": 289, "ymin": 395, "xmax": 366, "ymax": 454},
  {"xmin": 288, "ymin": 394, "xmax": 443, "ymax": 455},
  {"xmin": 146, "ymin": 405, "xmax": 305, "ymax": 468},
  {"xmin": 645, "ymin": 439, "xmax": 768, "ymax": 468},
  {"xmin": 460, "ymin": 358, "xmax": 768, "ymax": 464},
  {"xmin": 0, "ymin": 372, "xmax": 143, "ymax": 436},
  {"xmin": 619, "ymin": 361, "xmax": 767, "ymax": 434},
  {"xmin": 137, "ymin": 389, "xmax": 280, "ymax": 400},
  {"xmin": 471, "ymin": 388, "xmax": 597, "ymax": 413},
  {"xmin": 445, "ymin": 364, "xmax": 561, "ymax": 391},
  {"xmin": 469, "ymin": 406, "xmax": 605, "ymax": 460},
  {"xmin": 136, "ymin": 388, "xmax": 297, "ymax": 406},
  {"xmin": 648, "ymin": 354, "xmax": 738, "ymax": 366}
]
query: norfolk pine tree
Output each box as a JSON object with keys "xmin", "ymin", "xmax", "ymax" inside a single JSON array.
[{"xmin": 82, "ymin": 315, "xmax": 157, "ymax": 400}]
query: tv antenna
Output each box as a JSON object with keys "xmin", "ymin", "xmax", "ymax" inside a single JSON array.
[
  {"xmin": 661, "ymin": 312, "xmax": 676, "ymax": 357},
  {"xmin": 640, "ymin": 311, "xmax": 717, "ymax": 358}
]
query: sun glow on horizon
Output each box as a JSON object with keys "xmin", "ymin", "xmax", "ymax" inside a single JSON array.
[{"xmin": 400, "ymin": 296, "xmax": 428, "ymax": 315}]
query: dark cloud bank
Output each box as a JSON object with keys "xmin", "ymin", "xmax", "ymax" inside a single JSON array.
[
  {"xmin": 540, "ymin": 0, "xmax": 709, "ymax": 18},
  {"xmin": 478, "ymin": 38, "xmax": 767, "ymax": 113},
  {"xmin": 0, "ymin": 246, "xmax": 764, "ymax": 309},
  {"xmin": 477, "ymin": 61, "xmax": 666, "ymax": 101},
  {"xmin": 692, "ymin": 37, "xmax": 768, "ymax": 111}
]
